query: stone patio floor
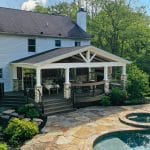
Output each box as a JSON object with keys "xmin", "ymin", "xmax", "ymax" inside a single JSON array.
[{"xmin": 21, "ymin": 104, "xmax": 150, "ymax": 150}]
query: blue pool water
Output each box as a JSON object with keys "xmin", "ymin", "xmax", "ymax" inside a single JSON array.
[
  {"xmin": 127, "ymin": 113, "xmax": 150, "ymax": 123},
  {"xmin": 94, "ymin": 130, "xmax": 150, "ymax": 150}
]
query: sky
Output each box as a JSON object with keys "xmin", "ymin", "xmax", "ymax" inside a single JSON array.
[{"xmin": 0, "ymin": 0, "xmax": 150, "ymax": 15}]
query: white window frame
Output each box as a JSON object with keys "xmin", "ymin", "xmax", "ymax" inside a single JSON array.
[
  {"xmin": 55, "ymin": 40, "xmax": 61, "ymax": 47},
  {"xmin": 28, "ymin": 39, "xmax": 36, "ymax": 52},
  {"xmin": 75, "ymin": 41, "xmax": 81, "ymax": 47}
]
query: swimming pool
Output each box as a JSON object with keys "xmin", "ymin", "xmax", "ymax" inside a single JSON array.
[{"xmin": 93, "ymin": 130, "xmax": 150, "ymax": 150}]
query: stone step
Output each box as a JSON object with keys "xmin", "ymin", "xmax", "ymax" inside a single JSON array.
[
  {"xmin": 3, "ymin": 95, "xmax": 26, "ymax": 99},
  {"xmin": 0, "ymin": 95, "xmax": 27, "ymax": 108},
  {"xmin": 44, "ymin": 107, "xmax": 75, "ymax": 116},
  {"xmin": 0, "ymin": 103, "xmax": 25, "ymax": 107},
  {"xmin": 2, "ymin": 97, "xmax": 26, "ymax": 101},
  {"xmin": 43, "ymin": 98, "xmax": 66, "ymax": 103},
  {"xmin": 44, "ymin": 103, "xmax": 73, "ymax": 112},
  {"xmin": 1, "ymin": 99, "xmax": 26, "ymax": 103},
  {"xmin": 43, "ymin": 101, "xmax": 70, "ymax": 108}
]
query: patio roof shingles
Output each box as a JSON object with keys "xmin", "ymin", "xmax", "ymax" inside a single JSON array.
[{"xmin": 12, "ymin": 46, "xmax": 87, "ymax": 64}]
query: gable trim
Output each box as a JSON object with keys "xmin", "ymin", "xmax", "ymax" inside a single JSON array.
[{"xmin": 35, "ymin": 46, "xmax": 131, "ymax": 65}]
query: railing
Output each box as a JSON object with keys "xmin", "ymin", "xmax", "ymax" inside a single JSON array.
[
  {"xmin": 110, "ymin": 81, "xmax": 122, "ymax": 90},
  {"xmin": 71, "ymin": 81, "xmax": 105, "ymax": 107},
  {"xmin": 26, "ymin": 88, "xmax": 44, "ymax": 114},
  {"xmin": 36, "ymin": 88, "xmax": 44, "ymax": 114},
  {"xmin": 25, "ymin": 88, "xmax": 35, "ymax": 102}
]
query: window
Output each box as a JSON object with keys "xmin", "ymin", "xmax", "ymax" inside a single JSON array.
[
  {"xmin": 75, "ymin": 41, "xmax": 81, "ymax": 47},
  {"xmin": 55, "ymin": 40, "xmax": 61, "ymax": 47},
  {"xmin": 28, "ymin": 39, "xmax": 36, "ymax": 52},
  {"xmin": 0, "ymin": 68, "xmax": 3, "ymax": 78}
]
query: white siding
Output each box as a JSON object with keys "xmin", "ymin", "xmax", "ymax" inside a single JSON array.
[{"xmin": 0, "ymin": 34, "xmax": 90, "ymax": 91}]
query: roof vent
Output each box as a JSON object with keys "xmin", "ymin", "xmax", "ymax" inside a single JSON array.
[
  {"xmin": 46, "ymin": 22, "xmax": 49, "ymax": 27},
  {"xmin": 40, "ymin": 32, "xmax": 44, "ymax": 34},
  {"xmin": 58, "ymin": 33, "xmax": 62, "ymax": 36}
]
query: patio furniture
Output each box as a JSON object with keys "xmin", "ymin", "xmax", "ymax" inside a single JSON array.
[{"xmin": 44, "ymin": 84, "xmax": 60, "ymax": 95}]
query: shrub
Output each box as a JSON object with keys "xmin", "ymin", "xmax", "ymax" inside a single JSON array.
[
  {"xmin": 127, "ymin": 64, "xmax": 149, "ymax": 98},
  {"xmin": 17, "ymin": 103, "xmax": 40, "ymax": 119},
  {"xmin": 100, "ymin": 96, "xmax": 111, "ymax": 106},
  {"xmin": 110, "ymin": 88, "xmax": 127, "ymax": 105},
  {"xmin": 0, "ymin": 143, "xmax": 8, "ymax": 150},
  {"xmin": 125, "ymin": 98, "xmax": 147, "ymax": 105},
  {"xmin": 4, "ymin": 118, "xmax": 39, "ymax": 146}
]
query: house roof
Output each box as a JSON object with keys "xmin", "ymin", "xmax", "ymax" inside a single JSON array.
[
  {"xmin": 0, "ymin": 7, "xmax": 91, "ymax": 39},
  {"xmin": 12, "ymin": 45, "xmax": 131, "ymax": 65}
]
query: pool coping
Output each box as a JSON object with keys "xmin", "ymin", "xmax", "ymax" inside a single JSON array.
[{"xmin": 119, "ymin": 110, "xmax": 150, "ymax": 128}]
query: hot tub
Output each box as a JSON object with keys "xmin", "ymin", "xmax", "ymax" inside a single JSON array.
[{"xmin": 119, "ymin": 111, "xmax": 150, "ymax": 128}]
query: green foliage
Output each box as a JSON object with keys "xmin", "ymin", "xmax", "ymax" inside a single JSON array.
[
  {"xmin": 88, "ymin": 0, "xmax": 150, "ymax": 60},
  {"xmin": 4, "ymin": 118, "xmax": 39, "ymax": 146},
  {"xmin": 110, "ymin": 88, "xmax": 127, "ymax": 105},
  {"xmin": 17, "ymin": 104, "xmax": 40, "ymax": 119},
  {"xmin": 127, "ymin": 64, "xmax": 149, "ymax": 98},
  {"xmin": 100, "ymin": 96, "xmax": 111, "ymax": 106},
  {"xmin": 0, "ymin": 143, "xmax": 8, "ymax": 150},
  {"xmin": 35, "ymin": 2, "xmax": 78, "ymax": 21},
  {"xmin": 136, "ymin": 53, "xmax": 150, "ymax": 75},
  {"xmin": 125, "ymin": 98, "xmax": 148, "ymax": 105}
]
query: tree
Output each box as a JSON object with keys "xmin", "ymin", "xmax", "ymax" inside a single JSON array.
[
  {"xmin": 127, "ymin": 64, "xmax": 149, "ymax": 98},
  {"xmin": 88, "ymin": 0, "xmax": 150, "ymax": 60},
  {"xmin": 35, "ymin": 2, "xmax": 79, "ymax": 21}
]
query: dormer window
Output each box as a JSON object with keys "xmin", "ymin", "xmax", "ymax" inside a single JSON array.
[
  {"xmin": 55, "ymin": 40, "xmax": 61, "ymax": 47},
  {"xmin": 75, "ymin": 41, "xmax": 81, "ymax": 47},
  {"xmin": 28, "ymin": 39, "xmax": 36, "ymax": 52}
]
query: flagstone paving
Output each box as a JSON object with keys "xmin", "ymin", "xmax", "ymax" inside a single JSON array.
[{"xmin": 21, "ymin": 104, "xmax": 150, "ymax": 150}]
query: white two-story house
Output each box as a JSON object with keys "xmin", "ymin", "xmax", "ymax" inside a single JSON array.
[
  {"xmin": 0, "ymin": 7, "xmax": 91, "ymax": 92},
  {"xmin": 0, "ymin": 7, "xmax": 130, "ymax": 112}
]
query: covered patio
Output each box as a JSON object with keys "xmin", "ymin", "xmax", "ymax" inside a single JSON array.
[{"xmin": 11, "ymin": 45, "xmax": 130, "ymax": 106}]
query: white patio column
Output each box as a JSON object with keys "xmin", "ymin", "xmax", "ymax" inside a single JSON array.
[
  {"xmin": 22, "ymin": 68, "xmax": 24, "ymax": 91},
  {"xmin": 35, "ymin": 68, "xmax": 42, "ymax": 103},
  {"xmin": 36, "ymin": 68, "xmax": 41, "ymax": 86},
  {"xmin": 89, "ymin": 67, "xmax": 91, "ymax": 80},
  {"xmin": 103, "ymin": 66, "xmax": 109, "ymax": 93},
  {"xmin": 64, "ymin": 67, "xmax": 71, "ymax": 99},
  {"xmin": 121, "ymin": 65, "xmax": 127, "ymax": 89},
  {"xmin": 11, "ymin": 66, "xmax": 18, "ymax": 91},
  {"xmin": 12, "ymin": 66, "xmax": 17, "ymax": 79}
]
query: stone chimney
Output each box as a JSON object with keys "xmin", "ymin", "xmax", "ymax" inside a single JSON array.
[{"xmin": 77, "ymin": 8, "xmax": 87, "ymax": 32}]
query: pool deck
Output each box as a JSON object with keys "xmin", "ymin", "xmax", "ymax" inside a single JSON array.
[{"xmin": 21, "ymin": 104, "xmax": 150, "ymax": 150}]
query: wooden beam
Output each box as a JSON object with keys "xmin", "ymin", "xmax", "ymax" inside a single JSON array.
[
  {"xmin": 72, "ymin": 56, "xmax": 84, "ymax": 62},
  {"xmin": 79, "ymin": 52, "xmax": 88, "ymax": 62},
  {"xmin": 38, "ymin": 62, "xmax": 125, "ymax": 69},
  {"xmin": 86, "ymin": 50, "xmax": 90, "ymax": 62},
  {"xmin": 90, "ymin": 53, "xmax": 96, "ymax": 62}
]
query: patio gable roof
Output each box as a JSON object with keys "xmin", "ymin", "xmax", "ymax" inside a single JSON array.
[{"xmin": 11, "ymin": 45, "xmax": 131, "ymax": 67}]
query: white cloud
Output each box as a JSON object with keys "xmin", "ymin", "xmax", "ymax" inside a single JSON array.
[{"xmin": 21, "ymin": 0, "xmax": 48, "ymax": 11}]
